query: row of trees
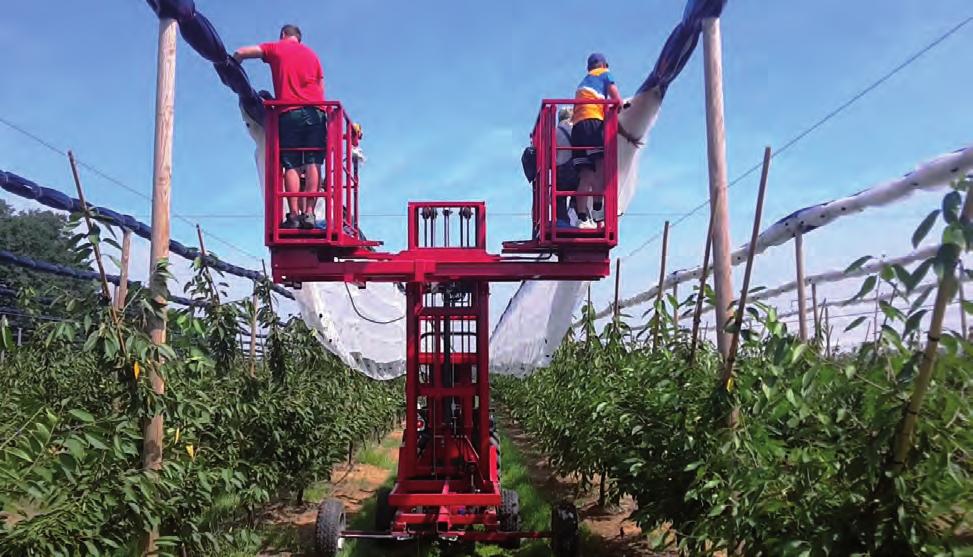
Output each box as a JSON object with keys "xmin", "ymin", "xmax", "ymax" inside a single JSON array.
[
  {"xmin": 0, "ymin": 206, "xmax": 403, "ymax": 555},
  {"xmin": 495, "ymin": 184, "xmax": 972, "ymax": 555}
]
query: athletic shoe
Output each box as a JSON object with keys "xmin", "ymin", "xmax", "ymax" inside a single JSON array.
[
  {"xmin": 299, "ymin": 214, "xmax": 314, "ymax": 229},
  {"xmin": 577, "ymin": 219, "xmax": 597, "ymax": 230},
  {"xmin": 280, "ymin": 213, "xmax": 300, "ymax": 229}
]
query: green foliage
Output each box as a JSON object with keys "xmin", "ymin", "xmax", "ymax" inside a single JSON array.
[
  {"xmin": 0, "ymin": 232, "xmax": 403, "ymax": 555},
  {"xmin": 0, "ymin": 199, "xmax": 95, "ymax": 300},
  {"xmin": 496, "ymin": 187, "xmax": 973, "ymax": 556}
]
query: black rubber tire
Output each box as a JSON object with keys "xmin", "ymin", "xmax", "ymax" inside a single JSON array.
[
  {"xmin": 551, "ymin": 501, "xmax": 580, "ymax": 557},
  {"xmin": 374, "ymin": 487, "xmax": 394, "ymax": 531},
  {"xmin": 499, "ymin": 488, "xmax": 522, "ymax": 549},
  {"xmin": 314, "ymin": 498, "xmax": 346, "ymax": 557}
]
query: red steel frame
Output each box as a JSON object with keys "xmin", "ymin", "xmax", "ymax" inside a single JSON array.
[
  {"xmin": 503, "ymin": 98, "xmax": 619, "ymax": 255},
  {"xmin": 262, "ymin": 99, "xmax": 620, "ymax": 545}
]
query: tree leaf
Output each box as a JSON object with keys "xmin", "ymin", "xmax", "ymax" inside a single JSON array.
[
  {"xmin": 68, "ymin": 409, "xmax": 96, "ymax": 423},
  {"xmin": 942, "ymin": 191, "xmax": 962, "ymax": 224},
  {"xmin": 903, "ymin": 310, "xmax": 928, "ymax": 338},
  {"xmin": 912, "ymin": 210, "xmax": 940, "ymax": 248},
  {"xmin": 852, "ymin": 276, "xmax": 877, "ymax": 301},
  {"xmin": 844, "ymin": 316, "xmax": 868, "ymax": 332},
  {"xmin": 844, "ymin": 255, "xmax": 873, "ymax": 274}
]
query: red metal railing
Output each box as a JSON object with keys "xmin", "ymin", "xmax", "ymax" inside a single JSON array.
[
  {"xmin": 263, "ymin": 100, "xmax": 367, "ymax": 248},
  {"xmin": 511, "ymin": 98, "xmax": 619, "ymax": 252},
  {"xmin": 407, "ymin": 202, "xmax": 487, "ymax": 251}
]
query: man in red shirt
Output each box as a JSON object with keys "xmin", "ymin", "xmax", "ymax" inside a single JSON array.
[{"xmin": 234, "ymin": 25, "xmax": 325, "ymax": 229}]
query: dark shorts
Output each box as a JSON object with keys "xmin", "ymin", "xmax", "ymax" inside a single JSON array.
[
  {"xmin": 571, "ymin": 118, "xmax": 605, "ymax": 171},
  {"xmin": 279, "ymin": 107, "xmax": 327, "ymax": 170}
]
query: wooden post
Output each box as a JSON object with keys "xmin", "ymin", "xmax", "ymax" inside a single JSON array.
[
  {"xmin": 67, "ymin": 152, "xmax": 116, "ymax": 303},
  {"xmin": 794, "ymin": 231, "xmax": 808, "ymax": 342},
  {"xmin": 143, "ymin": 16, "xmax": 177, "ymax": 555},
  {"xmin": 116, "ymin": 229, "xmax": 132, "ymax": 311},
  {"xmin": 689, "ymin": 214, "xmax": 715, "ymax": 363},
  {"xmin": 652, "ymin": 221, "xmax": 670, "ymax": 350},
  {"xmin": 249, "ymin": 290, "xmax": 258, "ymax": 378},
  {"xmin": 891, "ymin": 191, "xmax": 973, "ymax": 473},
  {"xmin": 702, "ymin": 17, "xmax": 734, "ymax": 360},
  {"xmin": 612, "ymin": 258, "xmax": 621, "ymax": 324},
  {"xmin": 68, "ymin": 151, "xmax": 127, "ymax": 351},
  {"xmin": 721, "ymin": 146, "xmax": 771, "ymax": 388},
  {"xmin": 811, "ymin": 282, "xmax": 820, "ymax": 342}
]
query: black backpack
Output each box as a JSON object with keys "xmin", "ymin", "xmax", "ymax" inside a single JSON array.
[{"xmin": 521, "ymin": 146, "xmax": 537, "ymax": 183}]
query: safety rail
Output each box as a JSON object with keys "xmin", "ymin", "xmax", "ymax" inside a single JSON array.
[
  {"xmin": 504, "ymin": 98, "xmax": 619, "ymax": 255},
  {"xmin": 263, "ymin": 100, "xmax": 376, "ymax": 250}
]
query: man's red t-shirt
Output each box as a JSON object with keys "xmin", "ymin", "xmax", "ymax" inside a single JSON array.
[{"xmin": 259, "ymin": 39, "xmax": 325, "ymax": 105}]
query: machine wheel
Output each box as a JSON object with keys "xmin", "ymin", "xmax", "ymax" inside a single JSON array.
[
  {"xmin": 314, "ymin": 498, "xmax": 346, "ymax": 557},
  {"xmin": 498, "ymin": 488, "xmax": 522, "ymax": 549},
  {"xmin": 374, "ymin": 487, "xmax": 394, "ymax": 531},
  {"xmin": 551, "ymin": 501, "xmax": 580, "ymax": 557}
]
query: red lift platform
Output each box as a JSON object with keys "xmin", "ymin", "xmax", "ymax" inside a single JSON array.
[{"xmin": 263, "ymin": 98, "xmax": 620, "ymax": 556}]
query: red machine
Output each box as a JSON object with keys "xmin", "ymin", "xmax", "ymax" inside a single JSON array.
[{"xmin": 263, "ymin": 98, "xmax": 620, "ymax": 555}]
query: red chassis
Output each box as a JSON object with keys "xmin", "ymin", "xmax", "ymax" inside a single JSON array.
[{"xmin": 262, "ymin": 99, "xmax": 618, "ymax": 555}]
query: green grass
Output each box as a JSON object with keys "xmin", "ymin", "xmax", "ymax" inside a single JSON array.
[
  {"xmin": 340, "ymin": 431, "xmax": 600, "ymax": 557},
  {"xmin": 356, "ymin": 445, "xmax": 397, "ymax": 470}
]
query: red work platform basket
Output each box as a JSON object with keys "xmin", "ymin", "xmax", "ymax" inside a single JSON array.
[
  {"xmin": 502, "ymin": 98, "xmax": 620, "ymax": 257},
  {"xmin": 263, "ymin": 100, "xmax": 379, "ymax": 252}
]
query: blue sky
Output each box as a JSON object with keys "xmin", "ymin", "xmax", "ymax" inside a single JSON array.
[{"xmin": 1, "ymin": 1, "xmax": 971, "ymax": 337}]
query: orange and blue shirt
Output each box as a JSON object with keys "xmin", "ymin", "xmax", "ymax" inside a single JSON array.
[{"xmin": 572, "ymin": 67, "xmax": 615, "ymax": 123}]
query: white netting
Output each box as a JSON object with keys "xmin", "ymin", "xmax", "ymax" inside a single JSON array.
[{"xmin": 589, "ymin": 145, "xmax": 973, "ymax": 322}]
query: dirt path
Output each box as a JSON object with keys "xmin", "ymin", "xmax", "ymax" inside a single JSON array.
[
  {"xmin": 260, "ymin": 430, "xmax": 401, "ymax": 556},
  {"xmin": 260, "ymin": 422, "xmax": 669, "ymax": 556},
  {"xmin": 499, "ymin": 414, "xmax": 674, "ymax": 557}
]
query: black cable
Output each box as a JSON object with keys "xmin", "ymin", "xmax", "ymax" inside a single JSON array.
[
  {"xmin": 0, "ymin": 115, "xmax": 262, "ymax": 262},
  {"xmin": 343, "ymin": 282, "xmax": 405, "ymax": 325},
  {"xmin": 624, "ymin": 14, "xmax": 973, "ymax": 259}
]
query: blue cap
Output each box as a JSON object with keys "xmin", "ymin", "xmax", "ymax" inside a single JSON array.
[{"xmin": 587, "ymin": 52, "xmax": 607, "ymax": 70}]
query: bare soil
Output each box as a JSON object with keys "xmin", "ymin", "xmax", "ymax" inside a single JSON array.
[
  {"xmin": 260, "ymin": 430, "xmax": 401, "ymax": 556},
  {"xmin": 499, "ymin": 415, "xmax": 676, "ymax": 557}
]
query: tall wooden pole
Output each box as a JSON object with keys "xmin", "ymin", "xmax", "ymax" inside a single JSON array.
[
  {"xmin": 652, "ymin": 221, "xmax": 671, "ymax": 350},
  {"xmin": 116, "ymin": 229, "xmax": 132, "ymax": 311},
  {"xmin": 722, "ymin": 146, "xmax": 771, "ymax": 387},
  {"xmin": 143, "ymin": 17, "xmax": 177, "ymax": 555},
  {"xmin": 702, "ymin": 17, "xmax": 734, "ymax": 360},
  {"xmin": 794, "ymin": 231, "xmax": 808, "ymax": 342}
]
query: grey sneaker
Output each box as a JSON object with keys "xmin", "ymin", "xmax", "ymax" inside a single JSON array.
[
  {"xmin": 280, "ymin": 213, "xmax": 300, "ymax": 229},
  {"xmin": 299, "ymin": 213, "xmax": 315, "ymax": 229}
]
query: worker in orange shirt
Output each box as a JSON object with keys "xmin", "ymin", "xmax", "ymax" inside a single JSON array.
[{"xmin": 571, "ymin": 53, "xmax": 622, "ymax": 229}]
